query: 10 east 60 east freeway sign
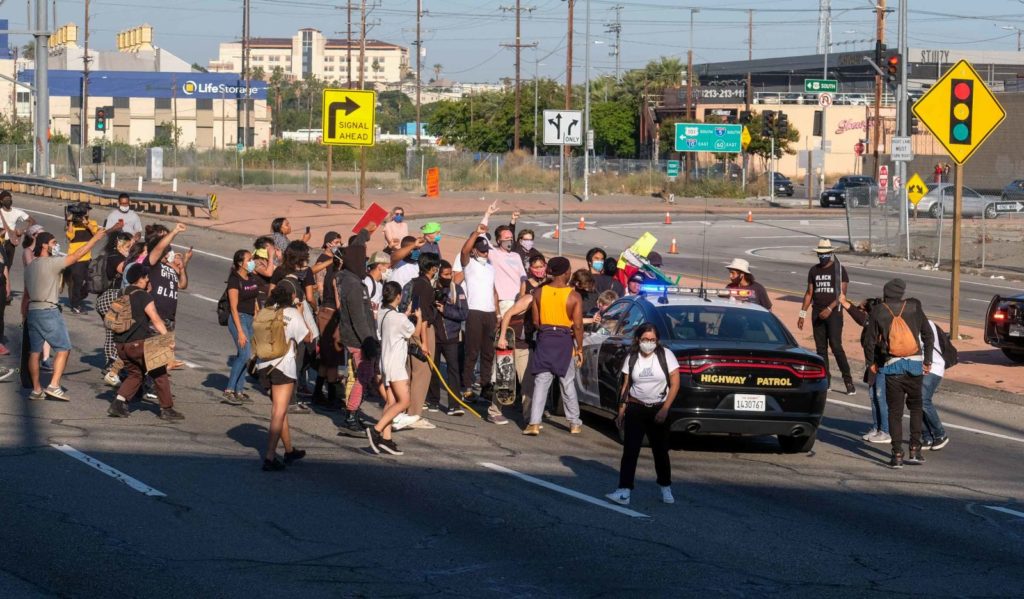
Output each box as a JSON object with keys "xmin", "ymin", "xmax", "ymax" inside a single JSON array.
[{"xmin": 675, "ymin": 123, "xmax": 743, "ymax": 153}]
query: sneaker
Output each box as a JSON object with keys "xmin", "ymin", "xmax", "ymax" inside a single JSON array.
[
  {"xmin": 44, "ymin": 386, "xmax": 70, "ymax": 402},
  {"xmin": 343, "ymin": 411, "xmax": 363, "ymax": 431},
  {"xmin": 283, "ymin": 448, "xmax": 306, "ymax": 464},
  {"xmin": 906, "ymin": 446, "xmax": 926, "ymax": 465},
  {"xmin": 867, "ymin": 431, "xmax": 892, "ymax": 444},
  {"xmin": 28, "ymin": 389, "xmax": 45, "ymax": 401},
  {"xmin": 287, "ymin": 403, "xmax": 311, "ymax": 415},
  {"xmin": 107, "ymin": 399, "xmax": 130, "ymax": 418},
  {"xmin": 144, "ymin": 390, "xmax": 158, "ymax": 401},
  {"xmin": 844, "ymin": 381, "xmax": 856, "ymax": 395},
  {"xmin": 408, "ymin": 418, "xmax": 437, "ymax": 430},
  {"xmin": 262, "ymin": 457, "xmax": 286, "ymax": 472},
  {"xmin": 522, "ymin": 424, "xmax": 541, "ymax": 436},
  {"xmin": 103, "ymin": 370, "xmax": 121, "ymax": 387},
  {"xmin": 489, "ymin": 413, "xmax": 509, "ymax": 426},
  {"xmin": 861, "ymin": 428, "xmax": 879, "ymax": 441},
  {"xmin": 660, "ymin": 485, "xmax": 675, "ymax": 504},
  {"xmin": 366, "ymin": 426, "xmax": 382, "ymax": 454},
  {"xmin": 447, "ymin": 406, "xmax": 465, "ymax": 417},
  {"xmin": 888, "ymin": 452, "xmax": 904, "ymax": 469},
  {"xmin": 920, "ymin": 438, "xmax": 934, "ymax": 449},
  {"xmin": 236, "ymin": 392, "xmax": 254, "ymax": 404},
  {"xmin": 0, "ymin": 366, "xmax": 14, "ymax": 381},
  {"xmin": 426, "ymin": 402, "xmax": 441, "ymax": 413},
  {"xmin": 379, "ymin": 439, "xmax": 404, "ymax": 456},
  {"xmin": 930, "ymin": 435, "xmax": 950, "ymax": 451},
  {"xmin": 222, "ymin": 391, "xmax": 244, "ymax": 406},
  {"xmin": 69, "ymin": 306, "xmax": 83, "ymax": 315},
  {"xmin": 569, "ymin": 424, "xmax": 583, "ymax": 435},
  {"xmin": 392, "ymin": 414, "xmax": 420, "ymax": 431},
  {"xmin": 605, "ymin": 488, "xmax": 631, "ymax": 506},
  {"xmin": 159, "ymin": 407, "xmax": 185, "ymax": 421}
]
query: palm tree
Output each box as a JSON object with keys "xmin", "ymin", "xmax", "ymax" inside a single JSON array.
[{"xmin": 432, "ymin": 63, "xmax": 443, "ymax": 83}]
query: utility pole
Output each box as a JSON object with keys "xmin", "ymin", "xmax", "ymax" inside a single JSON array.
[
  {"xmin": 358, "ymin": 0, "xmax": 367, "ymax": 209},
  {"xmin": 871, "ymin": 0, "xmax": 886, "ymax": 183},
  {"xmin": 821, "ymin": 3, "xmax": 830, "ymax": 206},
  {"xmin": 415, "ymin": 0, "xmax": 422, "ymax": 147},
  {"xmin": 500, "ymin": 1, "xmax": 536, "ymax": 151},
  {"xmin": 347, "ymin": 0, "xmax": 353, "ymax": 85},
  {"xmin": 80, "ymin": 0, "xmax": 90, "ymax": 170},
  {"xmin": 583, "ymin": 0, "xmax": 590, "ymax": 201},
  {"xmin": 745, "ymin": 9, "xmax": 752, "ymax": 108},
  {"xmin": 898, "ymin": 0, "xmax": 909, "ymax": 261},
  {"xmin": 34, "ymin": 0, "xmax": 50, "ymax": 176},
  {"xmin": 563, "ymin": 0, "xmax": 575, "ymax": 185},
  {"xmin": 606, "ymin": 5, "xmax": 622, "ymax": 80},
  {"xmin": 685, "ymin": 8, "xmax": 699, "ymax": 183}
]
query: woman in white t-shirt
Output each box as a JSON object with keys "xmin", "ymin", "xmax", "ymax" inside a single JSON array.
[
  {"xmin": 367, "ymin": 281, "xmax": 425, "ymax": 456},
  {"xmin": 258, "ymin": 285, "xmax": 311, "ymax": 471},
  {"xmin": 606, "ymin": 323, "xmax": 681, "ymax": 507}
]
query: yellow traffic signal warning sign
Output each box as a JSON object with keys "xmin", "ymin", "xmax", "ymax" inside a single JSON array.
[
  {"xmin": 905, "ymin": 173, "xmax": 929, "ymax": 206},
  {"xmin": 911, "ymin": 60, "xmax": 1005, "ymax": 165},
  {"xmin": 321, "ymin": 89, "xmax": 376, "ymax": 146}
]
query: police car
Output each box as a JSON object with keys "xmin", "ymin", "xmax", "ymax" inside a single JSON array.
[{"xmin": 575, "ymin": 285, "xmax": 828, "ymax": 452}]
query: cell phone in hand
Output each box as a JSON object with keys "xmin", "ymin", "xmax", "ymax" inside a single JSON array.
[
  {"xmin": 305, "ymin": 226, "xmax": 311, "ymax": 234},
  {"xmin": 412, "ymin": 295, "xmax": 420, "ymax": 311}
]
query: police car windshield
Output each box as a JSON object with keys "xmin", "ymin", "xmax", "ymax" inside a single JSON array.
[{"xmin": 659, "ymin": 305, "xmax": 792, "ymax": 344}]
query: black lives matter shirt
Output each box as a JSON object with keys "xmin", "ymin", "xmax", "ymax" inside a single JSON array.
[
  {"xmin": 807, "ymin": 262, "xmax": 849, "ymax": 311},
  {"xmin": 149, "ymin": 262, "xmax": 181, "ymax": 322}
]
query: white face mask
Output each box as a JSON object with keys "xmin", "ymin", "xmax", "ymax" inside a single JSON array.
[
  {"xmin": 639, "ymin": 341, "xmax": 658, "ymax": 355},
  {"xmin": 165, "ymin": 250, "xmax": 176, "ymax": 263},
  {"xmin": 382, "ymin": 268, "xmax": 392, "ymax": 280},
  {"xmin": 119, "ymin": 205, "xmax": 130, "ymax": 213},
  {"xmin": 474, "ymin": 255, "xmax": 488, "ymax": 265}
]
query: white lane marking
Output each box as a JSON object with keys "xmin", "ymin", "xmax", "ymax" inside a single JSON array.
[
  {"xmin": 984, "ymin": 505, "xmax": 1024, "ymax": 520},
  {"xmin": 850, "ymin": 281, "xmax": 874, "ymax": 286},
  {"xmin": 51, "ymin": 444, "xmax": 167, "ymax": 497},
  {"xmin": 24, "ymin": 207, "xmax": 64, "ymax": 219},
  {"xmin": 191, "ymin": 293, "xmax": 220, "ymax": 303},
  {"xmin": 479, "ymin": 462, "xmax": 649, "ymax": 519},
  {"xmin": 172, "ymin": 243, "xmax": 231, "ymax": 261},
  {"xmin": 968, "ymin": 298, "xmax": 990, "ymax": 303},
  {"xmin": 742, "ymin": 235, "xmax": 824, "ymax": 239},
  {"xmin": 827, "ymin": 398, "xmax": 1024, "ymax": 444}
]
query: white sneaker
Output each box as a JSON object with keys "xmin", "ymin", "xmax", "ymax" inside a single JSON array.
[
  {"xmin": 104, "ymin": 370, "xmax": 121, "ymax": 387},
  {"xmin": 392, "ymin": 413, "xmax": 419, "ymax": 431},
  {"xmin": 660, "ymin": 485, "xmax": 675, "ymax": 504},
  {"xmin": 861, "ymin": 428, "xmax": 879, "ymax": 441},
  {"xmin": 605, "ymin": 489, "xmax": 631, "ymax": 506},
  {"xmin": 407, "ymin": 418, "xmax": 436, "ymax": 430},
  {"xmin": 867, "ymin": 431, "xmax": 892, "ymax": 444}
]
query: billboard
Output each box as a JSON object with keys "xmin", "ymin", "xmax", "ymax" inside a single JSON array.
[{"xmin": 19, "ymin": 70, "xmax": 268, "ymax": 100}]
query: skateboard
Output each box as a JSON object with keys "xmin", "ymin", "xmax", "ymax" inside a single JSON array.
[{"xmin": 493, "ymin": 327, "xmax": 517, "ymax": 406}]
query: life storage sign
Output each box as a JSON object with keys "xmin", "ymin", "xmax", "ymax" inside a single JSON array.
[{"xmin": 321, "ymin": 89, "xmax": 376, "ymax": 147}]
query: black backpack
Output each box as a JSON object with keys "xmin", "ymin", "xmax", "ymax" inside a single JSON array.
[
  {"xmin": 624, "ymin": 346, "xmax": 671, "ymax": 400},
  {"xmin": 88, "ymin": 252, "xmax": 115, "ymax": 294},
  {"xmin": 934, "ymin": 323, "xmax": 958, "ymax": 369}
]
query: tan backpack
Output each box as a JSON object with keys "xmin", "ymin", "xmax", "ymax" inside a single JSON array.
[
  {"xmin": 884, "ymin": 302, "xmax": 920, "ymax": 358},
  {"xmin": 252, "ymin": 307, "xmax": 289, "ymax": 360},
  {"xmin": 104, "ymin": 288, "xmax": 141, "ymax": 334}
]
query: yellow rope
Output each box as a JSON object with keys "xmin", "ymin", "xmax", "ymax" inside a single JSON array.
[{"xmin": 426, "ymin": 354, "xmax": 482, "ymax": 419}]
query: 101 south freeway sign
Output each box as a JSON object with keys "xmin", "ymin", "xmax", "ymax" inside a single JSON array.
[{"xmin": 674, "ymin": 123, "xmax": 743, "ymax": 153}]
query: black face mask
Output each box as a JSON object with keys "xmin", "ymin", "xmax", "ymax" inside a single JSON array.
[
  {"xmin": 0, "ymin": 199, "xmax": 12, "ymax": 210},
  {"xmin": 438, "ymin": 277, "xmax": 452, "ymax": 288},
  {"xmin": 818, "ymin": 254, "xmax": 833, "ymax": 266}
]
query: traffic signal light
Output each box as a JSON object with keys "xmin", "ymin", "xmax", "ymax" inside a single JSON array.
[
  {"xmin": 874, "ymin": 41, "xmax": 886, "ymax": 68},
  {"xmin": 904, "ymin": 102, "xmax": 920, "ymax": 135},
  {"xmin": 95, "ymin": 107, "xmax": 106, "ymax": 132},
  {"xmin": 739, "ymin": 110, "xmax": 752, "ymax": 125},
  {"xmin": 761, "ymin": 110, "xmax": 776, "ymax": 137},
  {"xmin": 813, "ymin": 110, "xmax": 823, "ymax": 136},
  {"xmin": 776, "ymin": 113, "xmax": 790, "ymax": 136},
  {"xmin": 949, "ymin": 79, "xmax": 973, "ymax": 145},
  {"xmin": 91, "ymin": 146, "xmax": 103, "ymax": 164},
  {"xmin": 885, "ymin": 52, "xmax": 902, "ymax": 83}
]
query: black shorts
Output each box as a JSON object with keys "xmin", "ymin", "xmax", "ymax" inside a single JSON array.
[{"xmin": 258, "ymin": 366, "xmax": 294, "ymax": 388}]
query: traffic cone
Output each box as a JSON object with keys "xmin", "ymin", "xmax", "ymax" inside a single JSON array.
[
  {"xmin": 664, "ymin": 211, "xmax": 672, "ymax": 225},
  {"xmin": 746, "ymin": 210, "xmax": 753, "ymax": 223},
  {"xmin": 668, "ymin": 238, "xmax": 679, "ymax": 254},
  {"xmin": 553, "ymin": 225, "xmax": 560, "ymax": 240},
  {"xmin": 578, "ymin": 216, "xmax": 586, "ymax": 230}
]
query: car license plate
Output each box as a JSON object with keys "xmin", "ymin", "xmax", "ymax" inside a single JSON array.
[
  {"xmin": 734, "ymin": 394, "xmax": 766, "ymax": 411},
  {"xmin": 1011, "ymin": 324, "xmax": 1024, "ymax": 337}
]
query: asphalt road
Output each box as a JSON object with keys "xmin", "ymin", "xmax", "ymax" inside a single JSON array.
[{"xmin": 1, "ymin": 195, "xmax": 1024, "ymax": 596}]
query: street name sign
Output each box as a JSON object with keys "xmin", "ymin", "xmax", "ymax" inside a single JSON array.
[
  {"xmin": 674, "ymin": 123, "xmax": 742, "ymax": 153},
  {"xmin": 906, "ymin": 173, "xmax": 929, "ymax": 206},
  {"xmin": 912, "ymin": 60, "xmax": 1005, "ymax": 164},
  {"xmin": 321, "ymin": 89, "xmax": 376, "ymax": 146},
  {"xmin": 543, "ymin": 110, "xmax": 583, "ymax": 146},
  {"xmin": 804, "ymin": 79, "xmax": 838, "ymax": 93},
  {"xmin": 891, "ymin": 136, "xmax": 913, "ymax": 162},
  {"xmin": 666, "ymin": 160, "xmax": 680, "ymax": 177}
]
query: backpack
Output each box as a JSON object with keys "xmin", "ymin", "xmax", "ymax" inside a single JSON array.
[
  {"xmin": 934, "ymin": 323, "xmax": 959, "ymax": 369},
  {"xmin": 88, "ymin": 253, "xmax": 114, "ymax": 294},
  {"xmin": 883, "ymin": 302, "xmax": 920, "ymax": 358},
  {"xmin": 104, "ymin": 288, "xmax": 141, "ymax": 334},
  {"xmin": 252, "ymin": 306, "xmax": 289, "ymax": 360},
  {"xmin": 216, "ymin": 290, "xmax": 230, "ymax": 326},
  {"xmin": 624, "ymin": 346, "xmax": 671, "ymax": 400}
]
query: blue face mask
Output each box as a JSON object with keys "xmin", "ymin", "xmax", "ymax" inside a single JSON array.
[
  {"xmin": 393, "ymin": 215, "xmax": 404, "ymax": 223},
  {"xmin": 246, "ymin": 260, "xmax": 256, "ymax": 273},
  {"xmin": 411, "ymin": 250, "xmax": 421, "ymax": 261},
  {"xmin": 433, "ymin": 234, "xmax": 442, "ymax": 243},
  {"xmin": 591, "ymin": 260, "xmax": 605, "ymax": 272}
]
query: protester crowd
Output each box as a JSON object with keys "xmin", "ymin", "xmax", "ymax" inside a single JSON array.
[{"xmin": 0, "ymin": 189, "xmax": 954, "ymax": 494}]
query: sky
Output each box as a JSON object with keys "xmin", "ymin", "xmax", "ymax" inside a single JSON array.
[{"xmin": 5, "ymin": 0, "xmax": 1024, "ymax": 82}]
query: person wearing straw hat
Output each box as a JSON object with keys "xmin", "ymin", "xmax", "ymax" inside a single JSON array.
[
  {"xmin": 725, "ymin": 258, "xmax": 772, "ymax": 311},
  {"xmin": 798, "ymin": 239, "xmax": 855, "ymax": 395}
]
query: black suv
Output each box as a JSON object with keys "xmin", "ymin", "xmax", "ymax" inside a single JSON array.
[
  {"xmin": 771, "ymin": 172, "xmax": 794, "ymax": 197},
  {"xmin": 820, "ymin": 176, "xmax": 877, "ymax": 208}
]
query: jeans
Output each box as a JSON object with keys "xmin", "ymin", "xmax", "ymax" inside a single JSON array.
[
  {"xmin": 920, "ymin": 372, "xmax": 947, "ymax": 442},
  {"xmin": 869, "ymin": 371, "xmax": 889, "ymax": 433},
  {"xmin": 885, "ymin": 373, "xmax": 923, "ymax": 453},
  {"xmin": 529, "ymin": 367, "xmax": 581, "ymax": 426},
  {"xmin": 437, "ymin": 341, "xmax": 463, "ymax": 409},
  {"xmin": 812, "ymin": 309, "xmax": 852, "ymax": 383},
  {"xmin": 618, "ymin": 402, "xmax": 672, "ymax": 490},
  {"xmin": 27, "ymin": 308, "xmax": 72, "ymax": 353},
  {"xmin": 226, "ymin": 312, "xmax": 254, "ymax": 393}
]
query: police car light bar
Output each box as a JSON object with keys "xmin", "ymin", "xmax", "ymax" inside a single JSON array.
[{"xmin": 639, "ymin": 284, "xmax": 757, "ymax": 300}]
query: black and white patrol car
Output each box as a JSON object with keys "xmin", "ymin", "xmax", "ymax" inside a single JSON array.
[{"xmin": 574, "ymin": 286, "xmax": 828, "ymax": 452}]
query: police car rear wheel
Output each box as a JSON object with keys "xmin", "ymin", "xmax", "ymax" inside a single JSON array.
[{"xmin": 778, "ymin": 431, "xmax": 817, "ymax": 453}]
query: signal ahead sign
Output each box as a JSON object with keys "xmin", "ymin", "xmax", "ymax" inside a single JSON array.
[
  {"xmin": 912, "ymin": 60, "xmax": 1005, "ymax": 164},
  {"xmin": 321, "ymin": 89, "xmax": 376, "ymax": 146}
]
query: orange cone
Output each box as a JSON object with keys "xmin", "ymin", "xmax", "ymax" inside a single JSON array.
[
  {"xmin": 668, "ymin": 238, "xmax": 678, "ymax": 254},
  {"xmin": 746, "ymin": 210, "xmax": 753, "ymax": 223},
  {"xmin": 664, "ymin": 211, "xmax": 672, "ymax": 225},
  {"xmin": 578, "ymin": 216, "xmax": 586, "ymax": 230},
  {"xmin": 553, "ymin": 225, "xmax": 560, "ymax": 240}
]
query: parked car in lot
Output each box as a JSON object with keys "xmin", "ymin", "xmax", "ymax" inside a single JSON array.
[
  {"xmin": 771, "ymin": 172, "xmax": 794, "ymax": 196},
  {"xmin": 705, "ymin": 162, "xmax": 742, "ymax": 181},
  {"xmin": 575, "ymin": 287, "xmax": 827, "ymax": 452},
  {"xmin": 819, "ymin": 176, "xmax": 877, "ymax": 208},
  {"xmin": 1000, "ymin": 179, "xmax": 1024, "ymax": 203},
  {"xmin": 913, "ymin": 183, "xmax": 999, "ymax": 219},
  {"xmin": 985, "ymin": 294, "xmax": 1024, "ymax": 363}
]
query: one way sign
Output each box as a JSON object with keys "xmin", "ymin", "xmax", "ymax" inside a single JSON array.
[
  {"xmin": 994, "ymin": 201, "xmax": 1024, "ymax": 214},
  {"xmin": 543, "ymin": 110, "xmax": 583, "ymax": 146}
]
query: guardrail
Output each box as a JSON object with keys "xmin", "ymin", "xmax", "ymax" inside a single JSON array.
[{"xmin": 0, "ymin": 175, "xmax": 218, "ymax": 219}]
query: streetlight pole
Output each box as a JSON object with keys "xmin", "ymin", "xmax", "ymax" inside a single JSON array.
[
  {"xmin": 33, "ymin": 0, "xmax": 50, "ymax": 176},
  {"xmin": 534, "ymin": 58, "xmax": 542, "ymax": 158}
]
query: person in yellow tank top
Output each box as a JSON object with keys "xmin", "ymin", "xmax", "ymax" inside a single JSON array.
[
  {"xmin": 523, "ymin": 256, "xmax": 584, "ymax": 436},
  {"xmin": 64, "ymin": 203, "xmax": 100, "ymax": 313}
]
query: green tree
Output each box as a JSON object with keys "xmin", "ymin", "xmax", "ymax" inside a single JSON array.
[
  {"xmin": 377, "ymin": 90, "xmax": 416, "ymax": 134},
  {"xmin": 744, "ymin": 111, "xmax": 800, "ymax": 170},
  {"xmin": 589, "ymin": 101, "xmax": 635, "ymax": 157}
]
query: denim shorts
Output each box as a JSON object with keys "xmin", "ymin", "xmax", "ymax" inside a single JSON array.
[{"xmin": 27, "ymin": 308, "xmax": 72, "ymax": 353}]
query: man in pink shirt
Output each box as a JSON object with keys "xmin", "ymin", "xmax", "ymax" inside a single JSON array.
[
  {"xmin": 491, "ymin": 224, "xmax": 527, "ymax": 314},
  {"xmin": 382, "ymin": 206, "xmax": 408, "ymax": 249}
]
